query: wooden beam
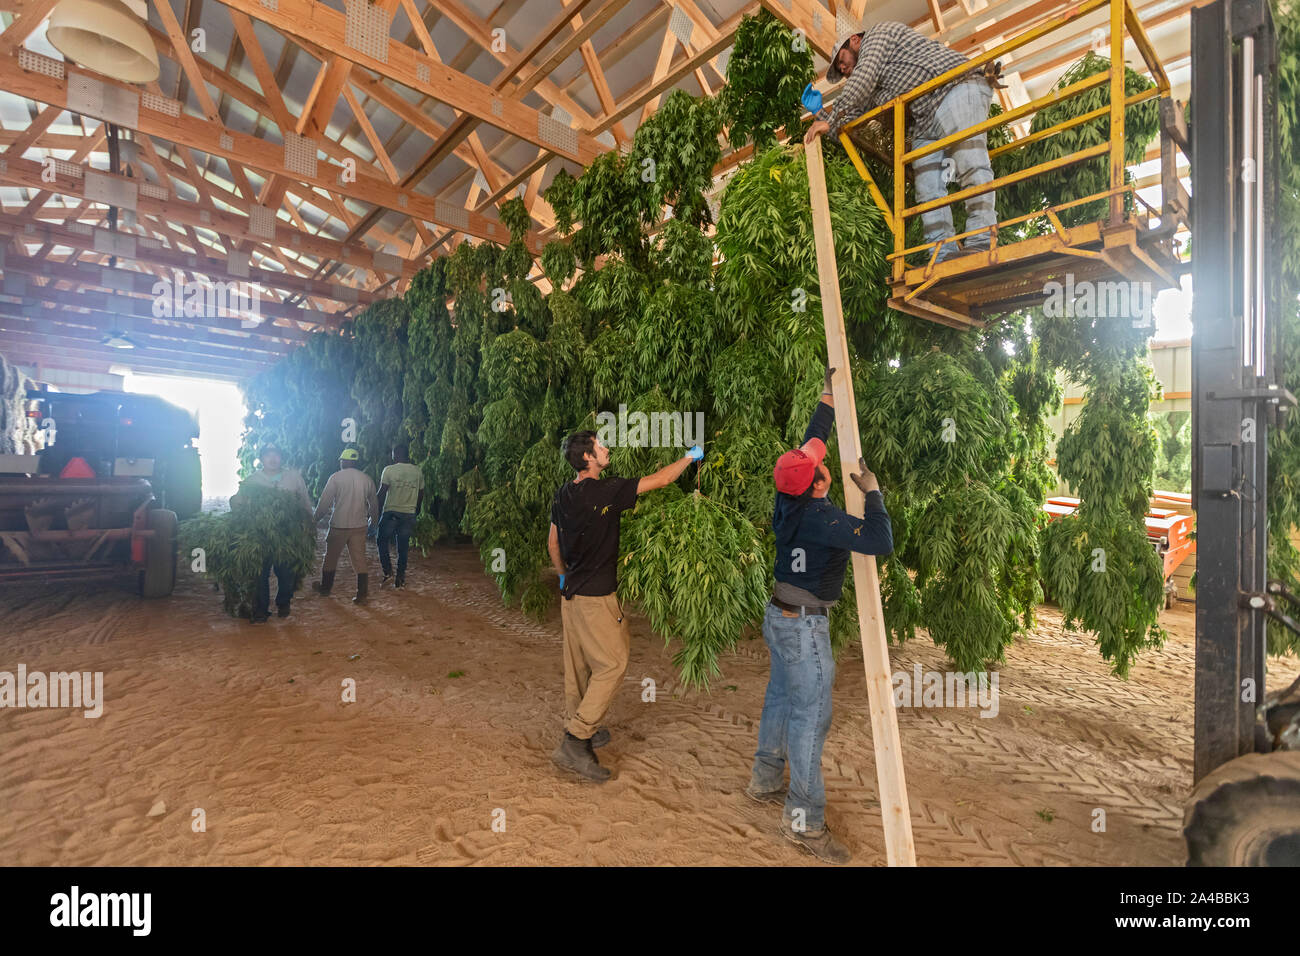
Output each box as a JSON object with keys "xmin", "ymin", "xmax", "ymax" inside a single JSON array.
[
  {"xmin": 342, "ymin": 84, "xmax": 400, "ymax": 183},
  {"xmin": 0, "ymin": 212, "xmax": 376, "ymax": 306},
  {"xmin": 215, "ymin": 0, "xmax": 601, "ymax": 164},
  {"xmin": 0, "ymin": 333, "xmax": 273, "ymax": 377},
  {"xmin": 0, "ymin": 0, "xmax": 59, "ymax": 55},
  {"xmin": 0, "ymin": 53, "xmax": 540, "ymax": 251},
  {"xmin": 640, "ymin": 26, "xmax": 678, "ymax": 125},
  {"xmin": 0, "ymin": 154, "xmax": 412, "ymax": 280},
  {"xmin": 590, "ymin": 27, "xmax": 736, "ymax": 136},
  {"xmin": 0, "ymin": 311, "xmax": 293, "ymax": 360},
  {"xmin": 806, "ymin": 136, "xmax": 915, "ymax": 867},
  {"xmin": 3, "ymin": 102, "xmax": 57, "ymax": 157},
  {"xmin": 151, "ymin": 0, "xmax": 222, "ymax": 122},
  {"xmin": 0, "ymin": 253, "xmax": 338, "ymax": 332}
]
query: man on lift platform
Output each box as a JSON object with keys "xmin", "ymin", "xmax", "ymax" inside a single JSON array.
[{"xmin": 805, "ymin": 19, "xmax": 999, "ymax": 263}]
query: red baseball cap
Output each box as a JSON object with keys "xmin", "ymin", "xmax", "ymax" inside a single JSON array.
[{"xmin": 773, "ymin": 438, "xmax": 827, "ymax": 495}]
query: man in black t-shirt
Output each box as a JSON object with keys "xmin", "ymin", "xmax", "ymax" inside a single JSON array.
[{"xmin": 547, "ymin": 430, "xmax": 703, "ymax": 781}]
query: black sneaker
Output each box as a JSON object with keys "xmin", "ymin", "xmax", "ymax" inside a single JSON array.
[
  {"xmin": 381, "ymin": 572, "xmax": 392, "ymax": 589},
  {"xmin": 250, "ymin": 612, "xmax": 270, "ymax": 625},
  {"xmin": 394, "ymin": 573, "xmax": 406, "ymax": 589},
  {"xmin": 276, "ymin": 605, "xmax": 290, "ymax": 619}
]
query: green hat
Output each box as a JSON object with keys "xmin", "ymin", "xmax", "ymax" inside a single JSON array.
[{"xmin": 339, "ymin": 448, "xmax": 360, "ymax": 461}]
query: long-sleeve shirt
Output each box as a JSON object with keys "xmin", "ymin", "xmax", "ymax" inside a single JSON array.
[
  {"xmin": 771, "ymin": 402, "xmax": 893, "ymax": 606},
  {"xmin": 235, "ymin": 467, "xmax": 313, "ymax": 514},
  {"xmin": 825, "ymin": 20, "xmax": 971, "ymax": 139},
  {"xmin": 312, "ymin": 467, "xmax": 378, "ymax": 530}
]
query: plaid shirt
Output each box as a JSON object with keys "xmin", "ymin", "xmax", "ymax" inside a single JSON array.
[{"xmin": 826, "ymin": 21, "xmax": 971, "ymax": 138}]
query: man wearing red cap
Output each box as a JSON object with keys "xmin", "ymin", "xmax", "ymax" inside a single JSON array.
[{"xmin": 747, "ymin": 367, "xmax": 892, "ymax": 864}]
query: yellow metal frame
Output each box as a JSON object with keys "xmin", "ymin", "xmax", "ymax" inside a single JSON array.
[{"xmin": 834, "ymin": 0, "xmax": 1185, "ymax": 323}]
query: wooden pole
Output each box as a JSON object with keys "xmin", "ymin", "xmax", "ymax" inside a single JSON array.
[{"xmin": 805, "ymin": 136, "xmax": 917, "ymax": 866}]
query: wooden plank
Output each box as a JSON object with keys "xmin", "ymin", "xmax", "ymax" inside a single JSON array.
[{"xmin": 805, "ymin": 136, "xmax": 916, "ymax": 867}]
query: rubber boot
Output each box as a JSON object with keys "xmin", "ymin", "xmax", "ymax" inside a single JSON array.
[
  {"xmin": 551, "ymin": 732, "xmax": 611, "ymax": 782},
  {"xmin": 352, "ymin": 574, "xmax": 369, "ymax": 605},
  {"xmin": 312, "ymin": 570, "xmax": 336, "ymax": 596}
]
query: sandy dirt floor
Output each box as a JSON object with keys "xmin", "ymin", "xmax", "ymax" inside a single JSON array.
[{"xmin": 1, "ymin": 539, "xmax": 1297, "ymax": 866}]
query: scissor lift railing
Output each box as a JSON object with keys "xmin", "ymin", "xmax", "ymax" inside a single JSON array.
[{"xmin": 837, "ymin": 0, "xmax": 1190, "ymax": 329}]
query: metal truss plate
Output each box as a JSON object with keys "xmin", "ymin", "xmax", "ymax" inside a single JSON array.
[
  {"xmin": 84, "ymin": 170, "xmax": 138, "ymax": 211},
  {"xmin": 344, "ymin": 0, "xmax": 390, "ymax": 63},
  {"xmin": 67, "ymin": 74, "xmax": 139, "ymax": 128},
  {"xmin": 284, "ymin": 132, "xmax": 318, "ymax": 178},
  {"xmin": 537, "ymin": 113, "xmax": 576, "ymax": 156},
  {"xmin": 248, "ymin": 205, "xmax": 277, "ymax": 240}
]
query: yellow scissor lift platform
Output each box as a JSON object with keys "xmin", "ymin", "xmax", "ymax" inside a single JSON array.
[{"xmin": 837, "ymin": 0, "xmax": 1190, "ymax": 330}]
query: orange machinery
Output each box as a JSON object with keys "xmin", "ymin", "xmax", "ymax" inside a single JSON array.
[{"xmin": 1042, "ymin": 494, "xmax": 1195, "ymax": 607}]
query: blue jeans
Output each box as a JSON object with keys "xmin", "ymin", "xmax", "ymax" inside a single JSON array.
[
  {"xmin": 377, "ymin": 511, "xmax": 417, "ymax": 576},
  {"xmin": 751, "ymin": 603, "xmax": 836, "ymax": 832},
  {"xmin": 912, "ymin": 78, "xmax": 996, "ymax": 258},
  {"xmin": 255, "ymin": 558, "xmax": 295, "ymax": 617}
]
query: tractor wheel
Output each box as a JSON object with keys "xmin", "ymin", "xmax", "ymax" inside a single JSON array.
[
  {"xmin": 140, "ymin": 508, "xmax": 178, "ymax": 598},
  {"xmin": 162, "ymin": 447, "xmax": 202, "ymax": 519},
  {"xmin": 1184, "ymin": 751, "xmax": 1300, "ymax": 866}
]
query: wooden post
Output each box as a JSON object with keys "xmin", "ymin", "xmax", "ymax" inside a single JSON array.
[{"xmin": 805, "ymin": 136, "xmax": 917, "ymax": 866}]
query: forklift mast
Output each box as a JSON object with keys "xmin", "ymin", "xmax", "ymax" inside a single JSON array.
[{"xmin": 1191, "ymin": 0, "xmax": 1297, "ymax": 781}]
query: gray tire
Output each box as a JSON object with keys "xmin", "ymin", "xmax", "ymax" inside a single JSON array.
[
  {"xmin": 1184, "ymin": 751, "xmax": 1300, "ymax": 866},
  {"xmin": 140, "ymin": 508, "xmax": 177, "ymax": 598}
]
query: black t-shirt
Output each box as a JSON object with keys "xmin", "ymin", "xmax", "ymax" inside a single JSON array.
[{"xmin": 550, "ymin": 475, "xmax": 640, "ymax": 598}]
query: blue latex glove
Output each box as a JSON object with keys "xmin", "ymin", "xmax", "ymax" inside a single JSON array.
[
  {"xmin": 686, "ymin": 445, "xmax": 704, "ymax": 461},
  {"xmin": 801, "ymin": 83, "xmax": 824, "ymax": 115},
  {"xmin": 559, "ymin": 573, "xmax": 566, "ymax": 590}
]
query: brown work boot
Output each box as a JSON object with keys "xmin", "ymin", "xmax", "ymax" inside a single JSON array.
[
  {"xmin": 590, "ymin": 727, "xmax": 611, "ymax": 748},
  {"xmin": 744, "ymin": 782, "xmax": 786, "ymax": 805},
  {"xmin": 551, "ymin": 732, "xmax": 611, "ymax": 782},
  {"xmin": 779, "ymin": 819, "xmax": 852, "ymax": 864}
]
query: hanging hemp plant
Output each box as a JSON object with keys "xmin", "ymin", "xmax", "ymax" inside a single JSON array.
[
  {"xmin": 856, "ymin": 348, "xmax": 1042, "ymax": 671},
  {"xmin": 718, "ymin": 7, "xmax": 815, "ymax": 152},
  {"xmin": 995, "ymin": 52, "xmax": 1161, "ymax": 230},
  {"xmin": 619, "ymin": 489, "xmax": 770, "ymax": 687},
  {"xmin": 1038, "ymin": 303, "xmax": 1167, "ymax": 676},
  {"xmin": 240, "ymin": 331, "xmax": 359, "ymax": 497}
]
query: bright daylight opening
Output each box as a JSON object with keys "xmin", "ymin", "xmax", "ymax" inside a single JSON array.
[{"xmin": 122, "ymin": 372, "xmax": 246, "ymax": 508}]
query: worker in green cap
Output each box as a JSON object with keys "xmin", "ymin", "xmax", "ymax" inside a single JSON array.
[{"xmin": 311, "ymin": 447, "xmax": 379, "ymax": 604}]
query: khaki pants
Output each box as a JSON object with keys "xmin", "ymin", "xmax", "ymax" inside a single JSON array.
[
  {"xmin": 323, "ymin": 527, "xmax": 368, "ymax": 575},
  {"xmin": 561, "ymin": 592, "xmax": 630, "ymax": 739}
]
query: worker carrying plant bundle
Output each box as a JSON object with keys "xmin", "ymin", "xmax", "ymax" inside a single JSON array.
[
  {"xmin": 547, "ymin": 431, "xmax": 703, "ymax": 782},
  {"xmin": 232, "ymin": 441, "xmax": 313, "ymax": 623},
  {"xmin": 804, "ymin": 18, "xmax": 1000, "ymax": 263},
  {"xmin": 376, "ymin": 442, "xmax": 424, "ymax": 590},
  {"xmin": 747, "ymin": 367, "xmax": 893, "ymax": 865},
  {"xmin": 311, "ymin": 447, "xmax": 379, "ymax": 605}
]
